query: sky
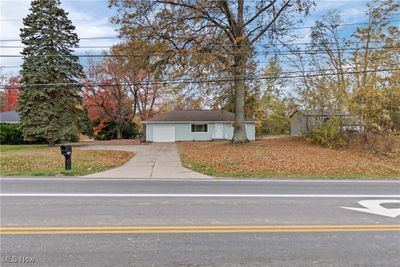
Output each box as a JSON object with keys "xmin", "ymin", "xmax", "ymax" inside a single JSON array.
[{"xmin": 0, "ymin": 0, "xmax": 383, "ymax": 76}]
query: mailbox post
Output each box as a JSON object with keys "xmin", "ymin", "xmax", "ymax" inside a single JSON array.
[{"xmin": 60, "ymin": 145, "xmax": 72, "ymax": 170}]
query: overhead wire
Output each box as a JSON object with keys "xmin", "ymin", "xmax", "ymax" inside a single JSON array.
[
  {"xmin": 1, "ymin": 20, "xmax": 399, "ymax": 42},
  {"xmin": 1, "ymin": 68, "xmax": 398, "ymax": 90}
]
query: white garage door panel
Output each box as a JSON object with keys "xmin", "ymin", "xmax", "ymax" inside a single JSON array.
[{"xmin": 153, "ymin": 126, "xmax": 175, "ymax": 142}]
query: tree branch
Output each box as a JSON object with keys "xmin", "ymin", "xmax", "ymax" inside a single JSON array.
[
  {"xmin": 244, "ymin": 0, "xmax": 277, "ymax": 27},
  {"xmin": 158, "ymin": 0, "xmax": 235, "ymax": 43},
  {"xmin": 218, "ymin": 0, "xmax": 238, "ymax": 37},
  {"xmin": 250, "ymin": 0, "xmax": 292, "ymax": 44}
]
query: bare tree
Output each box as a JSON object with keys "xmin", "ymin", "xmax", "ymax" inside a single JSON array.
[{"xmin": 110, "ymin": 0, "xmax": 314, "ymax": 142}]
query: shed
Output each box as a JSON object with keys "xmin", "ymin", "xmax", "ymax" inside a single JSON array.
[
  {"xmin": 143, "ymin": 110, "xmax": 255, "ymax": 142},
  {"xmin": 289, "ymin": 109, "xmax": 362, "ymax": 136}
]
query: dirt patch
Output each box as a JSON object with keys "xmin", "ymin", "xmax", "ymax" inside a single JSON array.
[{"xmin": 177, "ymin": 137, "xmax": 400, "ymax": 179}]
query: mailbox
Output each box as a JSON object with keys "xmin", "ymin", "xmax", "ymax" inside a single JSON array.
[
  {"xmin": 60, "ymin": 145, "xmax": 72, "ymax": 170},
  {"xmin": 60, "ymin": 145, "xmax": 72, "ymax": 156}
]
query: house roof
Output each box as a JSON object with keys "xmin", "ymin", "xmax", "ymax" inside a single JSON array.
[
  {"xmin": 289, "ymin": 109, "xmax": 353, "ymax": 118},
  {"xmin": 0, "ymin": 111, "xmax": 20, "ymax": 123},
  {"xmin": 146, "ymin": 110, "xmax": 254, "ymax": 123}
]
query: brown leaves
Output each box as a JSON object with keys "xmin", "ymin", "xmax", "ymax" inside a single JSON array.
[
  {"xmin": 177, "ymin": 138, "xmax": 400, "ymax": 178},
  {"xmin": 0, "ymin": 146, "xmax": 133, "ymax": 176}
]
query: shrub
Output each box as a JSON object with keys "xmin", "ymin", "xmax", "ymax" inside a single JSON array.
[
  {"xmin": 79, "ymin": 109, "xmax": 94, "ymax": 138},
  {"xmin": 351, "ymin": 132, "xmax": 400, "ymax": 154},
  {"xmin": 95, "ymin": 120, "xmax": 140, "ymax": 140},
  {"xmin": 0, "ymin": 123, "xmax": 67, "ymax": 145},
  {"xmin": 61, "ymin": 132, "xmax": 80, "ymax": 142},
  {"xmin": 256, "ymin": 114, "xmax": 290, "ymax": 136},
  {"xmin": 307, "ymin": 118, "xmax": 349, "ymax": 148},
  {"xmin": 0, "ymin": 123, "xmax": 26, "ymax": 144}
]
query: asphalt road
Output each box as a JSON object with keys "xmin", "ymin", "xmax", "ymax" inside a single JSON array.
[{"xmin": 1, "ymin": 178, "xmax": 399, "ymax": 266}]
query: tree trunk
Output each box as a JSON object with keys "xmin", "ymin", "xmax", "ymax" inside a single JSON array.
[
  {"xmin": 231, "ymin": 54, "xmax": 249, "ymax": 143},
  {"xmin": 48, "ymin": 140, "xmax": 56, "ymax": 147},
  {"xmin": 116, "ymin": 127, "xmax": 123, "ymax": 139}
]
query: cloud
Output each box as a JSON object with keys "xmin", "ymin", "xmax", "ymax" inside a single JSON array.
[
  {"xmin": 62, "ymin": 4, "xmax": 117, "ymax": 39},
  {"xmin": 0, "ymin": 0, "xmax": 119, "ymax": 75},
  {"xmin": 0, "ymin": 0, "xmax": 30, "ymax": 73},
  {"xmin": 0, "ymin": 0, "xmax": 376, "ymax": 76},
  {"xmin": 301, "ymin": 0, "xmax": 368, "ymax": 26}
]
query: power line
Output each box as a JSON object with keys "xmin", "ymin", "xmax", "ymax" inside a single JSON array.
[
  {"xmin": 1, "ymin": 45, "xmax": 398, "ymax": 59},
  {"xmin": 0, "ymin": 19, "xmax": 99, "ymax": 22},
  {"xmin": 0, "ymin": 36, "xmax": 124, "ymax": 42},
  {"xmin": 0, "ymin": 45, "xmax": 116, "ymax": 49},
  {"xmin": 1, "ymin": 68, "xmax": 398, "ymax": 90},
  {"xmin": 0, "ymin": 41, "xmax": 400, "ymax": 51},
  {"xmin": 0, "ymin": 40, "xmax": 394, "ymax": 49},
  {"xmin": 1, "ymin": 20, "xmax": 399, "ymax": 43}
]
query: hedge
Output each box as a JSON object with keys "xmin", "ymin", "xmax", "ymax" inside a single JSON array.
[
  {"xmin": 0, "ymin": 123, "xmax": 26, "ymax": 144},
  {"xmin": 0, "ymin": 123, "xmax": 77, "ymax": 144}
]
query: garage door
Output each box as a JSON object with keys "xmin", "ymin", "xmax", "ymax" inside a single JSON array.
[{"xmin": 153, "ymin": 125, "xmax": 175, "ymax": 142}]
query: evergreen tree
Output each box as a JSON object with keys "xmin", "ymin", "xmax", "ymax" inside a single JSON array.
[{"xmin": 18, "ymin": 0, "xmax": 83, "ymax": 145}]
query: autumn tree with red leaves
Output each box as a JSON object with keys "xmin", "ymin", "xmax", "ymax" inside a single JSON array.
[
  {"xmin": 1, "ymin": 75, "xmax": 20, "ymax": 112},
  {"xmin": 82, "ymin": 46, "xmax": 163, "ymax": 139},
  {"xmin": 83, "ymin": 56, "xmax": 135, "ymax": 139}
]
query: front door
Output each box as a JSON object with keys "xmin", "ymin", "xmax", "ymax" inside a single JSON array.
[{"xmin": 214, "ymin": 123, "xmax": 224, "ymax": 139}]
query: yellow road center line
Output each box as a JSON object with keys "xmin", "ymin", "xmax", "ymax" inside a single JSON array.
[
  {"xmin": 1, "ymin": 224, "xmax": 399, "ymax": 231},
  {"xmin": 1, "ymin": 228, "xmax": 400, "ymax": 235},
  {"xmin": 1, "ymin": 225, "xmax": 400, "ymax": 235}
]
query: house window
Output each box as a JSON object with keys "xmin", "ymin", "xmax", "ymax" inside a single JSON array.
[{"xmin": 191, "ymin": 124, "xmax": 208, "ymax": 133}]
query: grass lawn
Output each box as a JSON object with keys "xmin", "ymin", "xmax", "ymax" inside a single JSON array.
[
  {"xmin": 0, "ymin": 145, "xmax": 134, "ymax": 176},
  {"xmin": 177, "ymin": 137, "xmax": 400, "ymax": 179}
]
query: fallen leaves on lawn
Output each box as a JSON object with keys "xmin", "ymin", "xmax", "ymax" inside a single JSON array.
[
  {"xmin": 0, "ymin": 147, "xmax": 133, "ymax": 176},
  {"xmin": 177, "ymin": 138, "xmax": 400, "ymax": 178}
]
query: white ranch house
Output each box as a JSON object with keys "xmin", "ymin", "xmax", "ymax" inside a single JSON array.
[{"xmin": 143, "ymin": 110, "xmax": 255, "ymax": 142}]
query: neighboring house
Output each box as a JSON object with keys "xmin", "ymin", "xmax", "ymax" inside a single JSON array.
[
  {"xmin": 0, "ymin": 111, "xmax": 20, "ymax": 124},
  {"xmin": 144, "ymin": 110, "xmax": 256, "ymax": 142},
  {"xmin": 290, "ymin": 109, "xmax": 362, "ymax": 136}
]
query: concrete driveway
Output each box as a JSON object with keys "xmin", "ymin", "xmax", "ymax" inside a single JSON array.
[{"xmin": 82, "ymin": 143, "xmax": 210, "ymax": 179}]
